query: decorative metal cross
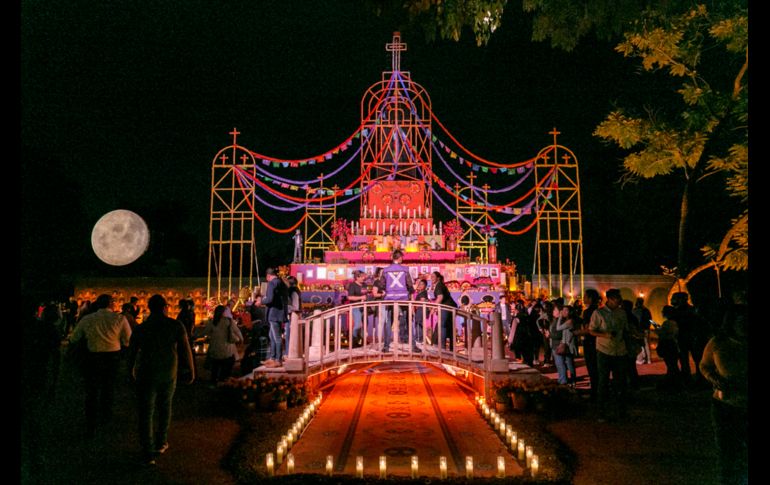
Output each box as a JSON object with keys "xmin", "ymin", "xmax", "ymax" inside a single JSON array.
[{"xmin": 386, "ymin": 31, "xmax": 407, "ymax": 72}]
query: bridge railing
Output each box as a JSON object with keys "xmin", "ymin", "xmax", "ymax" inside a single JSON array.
[{"xmin": 282, "ymin": 300, "xmax": 510, "ymax": 397}]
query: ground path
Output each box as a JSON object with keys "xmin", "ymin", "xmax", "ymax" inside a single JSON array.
[{"xmin": 284, "ymin": 362, "xmax": 523, "ymax": 478}]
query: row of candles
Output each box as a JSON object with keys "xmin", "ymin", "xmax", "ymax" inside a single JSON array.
[
  {"xmin": 475, "ymin": 394, "xmax": 540, "ymax": 476},
  {"xmin": 347, "ymin": 219, "xmax": 443, "ymax": 236},
  {"xmin": 265, "ymin": 392, "xmax": 323, "ymax": 476},
  {"xmin": 363, "ymin": 205, "xmax": 431, "ymax": 220}
]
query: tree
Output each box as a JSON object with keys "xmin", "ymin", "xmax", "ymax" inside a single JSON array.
[
  {"xmin": 593, "ymin": 4, "xmax": 748, "ymax": 290},
  {"xmin": 382, "ymin": 0, "xmax": 749, "ymax": 295}
]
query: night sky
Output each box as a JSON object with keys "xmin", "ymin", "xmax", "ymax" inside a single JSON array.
[{"xmin": 21, "ymin": 1, "xmax": 738, "ymax": 296}]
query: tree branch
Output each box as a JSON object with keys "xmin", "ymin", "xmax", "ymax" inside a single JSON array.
[{"xmin": 733, "ymin": 47, "xmax": 748, "ymax": 100}]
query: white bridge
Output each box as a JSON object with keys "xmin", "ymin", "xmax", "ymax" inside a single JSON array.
[{"xmin": 257, "ymin": 300, "xmax": 539, "ymax": 397}]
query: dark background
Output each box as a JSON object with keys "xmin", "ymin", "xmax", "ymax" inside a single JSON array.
[{"xmin": 21, "ymin": 0, "xmax": 740, "ymax": 298}]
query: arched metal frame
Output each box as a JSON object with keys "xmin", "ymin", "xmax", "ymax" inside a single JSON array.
[
  {"xmin": 532, "ymin": 130, "xmax": 584, "ymax": 299},
  {"xmin": 207, "ymin": 130, "xmax": 258, "ymax": 305}
]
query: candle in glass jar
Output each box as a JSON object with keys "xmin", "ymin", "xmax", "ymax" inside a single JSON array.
[
  {"xmin": 266, "ymin": 453, "xmax": 275, "ymax": 476},
  {"xmin": 356, "ymin": 456, "xmax": 364, "ymax": 478},
  {"xmin": 465, "ymin": 456, "xmax": 473, "ymax": 479},
  {"xmin": 286, "ymin": 453, "xmax": 295, "ymax": 474},
  {"xmin": 411, "ymin": 455, "xmax": 419, "ymax": 478},
  {"xmin": 531, "ymin": 455, "xmax": 539, "ymax": 476},
  {"xmin": 526, "ymin": 446, "xmax": 534, "ymax": 468},
  {"xmin": 497, "ymin": 456, "xmax": 505, "ymax": 478},
  {"xmin": 326, "ymin": 455, "xmax": 333, "ymax": 476},
  {"xmin": 439, "ymin": 456, "xmax": 448, "ymax": 479},
  {"xmin": 518, "ymin": 440, "xmax": 525, "ymax": 460},
  {"xmin": 379, "ymin": 455, "xmax": 387, "ymax": 479}
]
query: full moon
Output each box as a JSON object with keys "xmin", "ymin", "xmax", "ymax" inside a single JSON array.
[{"xmin": 91, "ymin": 210, "xmax": 150, "ymax": 266}]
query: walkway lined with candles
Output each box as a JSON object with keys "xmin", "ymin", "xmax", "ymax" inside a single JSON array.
[{"xmin": 276, "ymin": 362, "xmax": 525, "ymax": 479}]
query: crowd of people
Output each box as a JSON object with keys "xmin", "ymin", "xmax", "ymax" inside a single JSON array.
[{"xmin": 22, "ymin": 262, "xmax": 747, "ymax": 481}]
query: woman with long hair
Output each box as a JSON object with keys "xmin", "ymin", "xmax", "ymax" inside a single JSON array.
[{"xmin": 203, "ymin": 305, "xmax": 242, "ymax": 384}]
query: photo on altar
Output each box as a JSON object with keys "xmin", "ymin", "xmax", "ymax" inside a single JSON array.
[
  {"xmin": 420, "ymin": 265, "xmax": 429, "ymax": 275},
  {"xmin": 490, "ymin": 267, "xmax": 499, "ymax": 278},
  {"xmin": 480, "ymin": 267, "xmax": 490, "ymax": 277},
  {"xmin": 365, "ymin": 265, "xmax": 374, "ymax": 276}
]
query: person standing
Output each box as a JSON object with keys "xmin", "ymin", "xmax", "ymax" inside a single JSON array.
[
  {"xmin": 381, "ymin": 250, "xmax": 413, "ymax": 352},
  {"xmin": 588, "ymin": 288, "xmax": 629, "ymax": 421},
  {"xmin": 285, "ymin": 276, "xmax": 302, "ymax": 356},
  {"xmin": 259, "ymin": 268, "xmax": 288, "ymax": 367},
  {"xmin": 69, "ymin": 294, "xmax": 132, "ymax": 438},
  {"xmin": 176, "ymin": 299, "xmax": 196, "ymax": 342},
  {"xmin": 412, "ymin": 278, "xmax": 429, "ymax": 352},
  {"xmin": 699, "ymin": 303, "xmax": 748, "ymax": 485},
  {"xmin": 430, "ymin": 271, "xmax": 456, "ymax": 351},
  {"xmin": 22, "ymin": 302, "xmax": 62, "ymax": 481},
  {"xmin": 345, "ymin": 270, "xmax": 367, "ymax": 347},
  {"xmin": 202, "ymin": 305, "xmax": 242, "ymax": 383},
  {"xmin": 655, "ymin": 305, "xmax": 682, "ymax": 391},
  {"xmin": 632, "ymin": 297, "xmax": 653, "ymax": 364},
  {"xmin": 127, "ymin": 295, "xmax": 195, "ymax": 465},
  {"xmin": 575, "ymin": 289, "xmax": 600, "ymax": 401}
]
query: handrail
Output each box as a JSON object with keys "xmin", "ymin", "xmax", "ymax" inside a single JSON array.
[{"xmin": 297, "ymin": 300, "xmax": 494, "ymax": 380}]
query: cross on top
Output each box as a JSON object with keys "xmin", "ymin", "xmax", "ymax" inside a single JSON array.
[
  {"xmin": 229, "ymin": 127, "xmax": 240, "ymax": 146},
  {"xmin": 549, "ymin": 127, "xmax": 560, "ymax": 146},
  {"xmin": 386, "ymin": 31, "xmax": 407, "ymax": 72}
]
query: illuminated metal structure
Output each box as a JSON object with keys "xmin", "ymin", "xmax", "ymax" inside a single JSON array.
[
  {"xmin": 208, "ymin": 129, "xmax": 259, "ymax": 303},
  {"xmin": 358, "ymin": 32, "xmax": 434, "ymax": 236},
  {"xmin": 532, "ymin": 129, "xmax": 584, "ymax": 298},
  {"xmin": 206, "ymin": 33, "xmax": 585, "ymax": 305},
  {"xmin": 303, "ymin": 179, "xmax": 336, "ymax": 263},
  {"xmin": 455, "ymin": 173, "xmax": 491, "ymax": 262}
]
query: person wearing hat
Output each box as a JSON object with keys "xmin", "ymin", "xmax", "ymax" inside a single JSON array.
[{"xmin": 127, "ymin": 294, "xmax": 195, "ymax": 465}]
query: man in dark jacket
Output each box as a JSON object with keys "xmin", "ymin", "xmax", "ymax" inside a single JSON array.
[
  {"xmin": 259, "ymin": 268, "xmax": 288, "ymax": 367},
  {"xmin": 128, "ymin": 294, "xmax": 195, "ymax": 465}
]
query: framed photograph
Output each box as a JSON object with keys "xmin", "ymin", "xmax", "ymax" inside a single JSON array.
[
  {"xmin": 365, "ymin": 265, "xmax": 374, "ymax": 276},
  {"xmin": 490, "ymin": 267, "xmax": 499, "ymax": 278},
  {"xmin": 306, "ymin": 269, "xmax": 314, "ymax": 279},
  {"xmin": 409, "ymin": 266, "xmax": 419, "ymax": 280},
  {"xmin": 420, "ymin": 265, "xmax": 429, "ymax": 275},
  {"xmin": 466, "ymin": 266, "xmax": 477, "ymax": 276},
  {"xmin": 316, "ymin": 267, "xmax": 327, "ymax": 279},
  {"xmin": 480, "ymin": 267, "xmax": 490, "ymax": 277}
]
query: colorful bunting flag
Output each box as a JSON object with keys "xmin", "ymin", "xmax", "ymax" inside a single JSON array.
[{"xmin": 481, "ymin": 167, "xmax": 488, "ymax": 173}]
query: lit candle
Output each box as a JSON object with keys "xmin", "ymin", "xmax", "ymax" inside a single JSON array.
[
  {"xmin": 418, "ymin": 206, "xmax": 422, "ymax": 217},
  {"xmin": 372, "ymin": 205, "xmax": 376, "ymax": 217},
  {"xmin": 364, "ymin": 206, "xmax": 368, "ymax": 218},
  {"xmin": 483, "ymin": 404, "xmax": 490, "ymax": 419},
  {"xmin": 399, "ymin": 208, "xmax": 403, "ymax": 218},
  {"xmin": 465, "ymin": 456, "xmax": 473, "ymax": 479},
  {"xmin": 494, "ymin": 415, "xmax": 501, "ymax": 429},
  {"xmin": 518, "ymin": 440, "xmax": 525, "ymax": 461},
  {"xmin": 277, "ymin": 444, "xmax": 285, "ymax": 463},
  {"xmin": 497, "ymin": 456, "xmax": 505, "ymax": 478},
  {"xmin": 356, "ymin": 456, "xmax": 364, "ymax": 478},
  {"xmin": 280, "ymin": 436, "xmax": 288, "ymax": 450},
  {"xmin": 526, "ymin": 446, "xmax": 533, "ymax": 468},
  {"xmin": 266, "ymin": 453, "xmax": 275, "ymax": 476},
  {"xmin": 379, "ymin": 455, "xmax": 387, "ymax": 479},
  {"xmin": 511, "ymin": 431, "xmax": 518, "ymax": 449},
  {"xmin": 326, "ymin": 455, "xmax": 334, "ymax": 476},
  {"xmin": 498, "ymin": 418, "xmax": 506, "ymax": 434},
  {"xmin": 286, "ymin": 453, "xmax": 295, "ymax": 474},
  {"xmin": 531, "ymin": 455, "xmax": 539, "ymax": 476},
  {"xmin": 411, "ymin": 455, "xmax": 419, "ymax": 478},
  {"xmin": 426, "ymin": 208, "xmax": 430, "ymax": 218},
  {"xmin": 439, "ymin": 221, "xmax": 442, "ymax": 235},
  {"xmin": 286, "ymin": 430, "xmax": 294, "ymax": 448},
  {"xmin": 439, "ymin": 456, "xmax": 448, "ymax": 479}
]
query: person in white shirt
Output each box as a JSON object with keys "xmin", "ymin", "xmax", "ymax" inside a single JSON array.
[{"xmin": 70, "ymin": 293, "xmax": 132, "ymax": 438}]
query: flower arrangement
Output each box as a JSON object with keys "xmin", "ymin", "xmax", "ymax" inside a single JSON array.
[
  {"xmin": 443, "ymin": 219, "xmax": 463, "ymax": 239},
  {"xmin": 331, "ymin": 218, "xmax": 352, "ymax": 241},
  {"xmin": 492, "ymin": 377, "xmax": 575, "ymax": 413},
  {"xmin": 219, "ymin": 375, "xmax": 311, "ymax": 411}
]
